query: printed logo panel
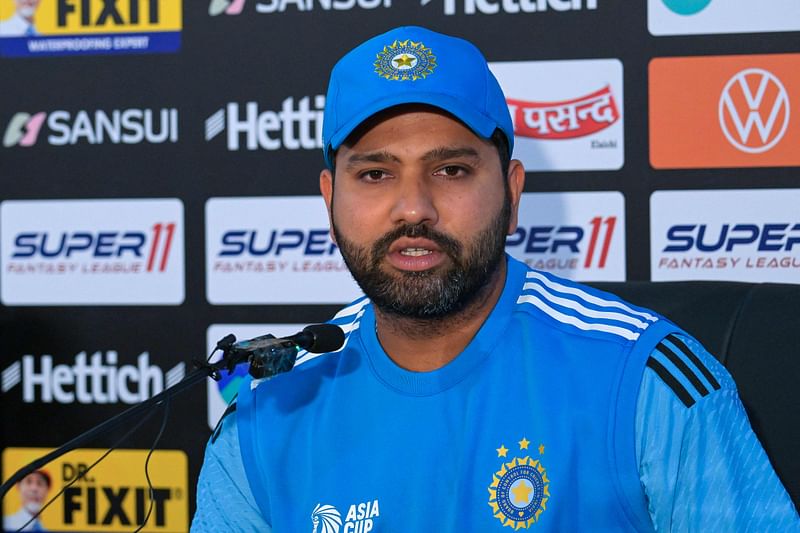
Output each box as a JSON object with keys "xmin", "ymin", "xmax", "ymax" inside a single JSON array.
[
  {"xmin": 205, "ymin": 196, "xmax": 362, "ymax": 304},
  {"xmin": 2, "ymin": 447, "xmax": 188, "ymax": 532},
  {"xmin": 1, "ymin": 350, "xmax": 185, "ymax": 405},
  {"xmin": 419, "ymin": 0, "xmax": 598, "ymax": 16},
  {"xmin": 204, "ymin": 98, "xmax": 323, "ymax": 152},
  {"xmin": 208, "ymin": 0, "xmax": 391, "ymax": 16},
  {"xmin": 2, "ymin": 108, "xmax": 179, "ymax": 148},
  {"xmin": 0, "ymin": 0, "xmax": 181, "ymax": 57},
  {"xmin": 508, "ymin": 192, "xmax": 626, "ymax": 281},
  {"xmin": 650, "ymin": 54, "xmax": 800, "ymax": 169},
  {"xmin": 309, "ymin": 499, "xmax": 380, "ymax": 532},
  {"xmin": 0, "ymin": 199, "xmax": 185, "ymax": 305},
  {"xmin": 648, "ymin": 0, "xmax": 800, "ymax": 36},
  {"xmin": 206, "ymin": 323, "xmax": 303, "ymax": 429},
  {"xmin": 490, "ymin": 59, "xmax": 624, "ymax": 172},
  {"xmin": 650, "ymin": 189, "xmax": 800, "ymax": 283}
]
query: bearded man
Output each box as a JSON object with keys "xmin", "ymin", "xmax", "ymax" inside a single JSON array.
[{"xmin": 192, "ymin": 26, "xmax": 797, "ymax": 532}]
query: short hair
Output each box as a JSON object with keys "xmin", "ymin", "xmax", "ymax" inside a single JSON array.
[
  {"xmin": 27, "ymin": 470, "xmax": 51, "ymax": 488},
  {"xmin": 491, "ymin": 128, "xmax": 511, "ymax": 180}
]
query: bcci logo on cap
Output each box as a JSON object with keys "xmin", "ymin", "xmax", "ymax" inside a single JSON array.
[
  {"xmin": 719, "ymin": 68, "xmax": 790, "ymax": 154},
  {"xmin": 374, "ymin": 39, "xmax": 436, "ymax": 81}
]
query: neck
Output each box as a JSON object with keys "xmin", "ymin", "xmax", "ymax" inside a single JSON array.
[{"xmin": 374, "ymin": 258, "xmax": 507, "ymax": 372}]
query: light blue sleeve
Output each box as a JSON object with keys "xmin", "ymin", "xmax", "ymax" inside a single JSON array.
[
  {"xmin": 635, "ymin": 333, "xmax": 799, "ymax": 531},
  {"xmin": 191, "ymin": 410, "xmax": 272, "ymax": 532}
]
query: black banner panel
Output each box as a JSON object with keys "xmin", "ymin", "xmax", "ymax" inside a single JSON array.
[{"xmin": 1, "ymin": 0, "xmax": 798, "ymax": 529}]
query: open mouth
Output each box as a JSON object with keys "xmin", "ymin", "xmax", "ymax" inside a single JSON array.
[{"xmin": 400, "ymin": 248, "xmax": 433, "ymax": 257}]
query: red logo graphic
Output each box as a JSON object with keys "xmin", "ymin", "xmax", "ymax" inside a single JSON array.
[
  {"xmin": 507, "ymin": 86, "xmax": 620, "ymax": 140},
  {"xmin": 585, "ymin": 216, "xmax": 616, "ymax": 268},
  {"xmin": 147, "ymin": 223, "xmax": 176, "ymax": 272}
]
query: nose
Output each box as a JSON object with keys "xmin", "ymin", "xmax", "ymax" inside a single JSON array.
[{"xmin": 388, "ymin": 176, "xmax": 438, "ymax": 227}]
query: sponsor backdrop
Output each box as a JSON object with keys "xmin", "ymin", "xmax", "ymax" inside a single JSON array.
[{"xmin": 1, "ymin": 0, "xmax": 798, "ymax": 528}]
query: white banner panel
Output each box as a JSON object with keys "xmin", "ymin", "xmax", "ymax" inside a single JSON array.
[
  {"xmin": 508, "ymin": 192, "xmax": 626, "ymax": 281},
  {"xmin": 1, "ymin": 199, "xmax": 184, "ymax": 305},
  {"xmin": 648, "ymin": 0, "xmax": 800, "ymax": 36},
  {"xmin": 206, "ymin": 323, "xmax": 304, "ymax": 429},
  {"xmin": 205, "ymin": 196, "xmax": 362, "ymax": 304},
  {"xmin": 490, "ymin": 59, "xmax": 624, "ymax": 172},
  {"xmin": 651, "ymin": 189, "xmax": 800, "ymax": 283}
]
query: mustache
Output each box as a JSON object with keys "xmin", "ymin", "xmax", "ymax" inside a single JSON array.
[{"xmin": 371, "ymin": 223, "xmax": 462, "ymax": 262}]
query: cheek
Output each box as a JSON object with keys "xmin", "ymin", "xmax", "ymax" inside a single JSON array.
[
  {"xmin": 440, "ymin": 187, "xmax": 504, "ymax": 232},
  {"xmin": 332, "ymin": 195, "xmax": 380, "ymax": 241}
]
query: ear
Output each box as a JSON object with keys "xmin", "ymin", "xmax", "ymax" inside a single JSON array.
[
  {"xmin": 319, "ymin": 168, "xmax": 336, "ymax": 243},
  {"xmin": 505, "ymin": 159, "xmax": 525, "ymax": 235}
]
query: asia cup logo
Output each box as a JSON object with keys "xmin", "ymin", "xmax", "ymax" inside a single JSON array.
[
  {"xmin": 488, "ymin": 437, "xmax": 550, "ymax": 528},
  {"xmin": 374, "ymin": 39, "xmax": 437, "ymax": 82},
  {"xmin": 311, "ymin": 503, "xmax": 342, "ymax": 533}
]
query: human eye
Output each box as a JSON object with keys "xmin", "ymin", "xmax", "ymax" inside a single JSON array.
[
  {"xmin": 433, "ymin": 165, "xmax": 469, "ymax": 179},
  {"xmin": 359, "ymin": 169, "xmax": 392, "ymax": 183}
]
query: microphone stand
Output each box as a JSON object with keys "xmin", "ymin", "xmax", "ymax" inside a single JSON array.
[{"xmin": 0, "ymin": 334, "xmax": 300, "ymax": 499}]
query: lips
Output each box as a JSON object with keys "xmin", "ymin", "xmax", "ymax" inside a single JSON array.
[{"xmin": 386, "ymin": 238, "xmax": 445, "ymax": 271}]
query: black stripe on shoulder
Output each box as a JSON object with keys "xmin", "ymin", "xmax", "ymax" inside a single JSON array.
[
  {"xmin": 654, "ymin": 342, "xmax": 710, "ymax": 398},
  {"xmin": 646, "ymin": 357, "xmax": 695, "ymax": 408},
  {"xmin": 667, "ymin": 334, "xmax": 721, "ymax": 391},
  {"xmin": 211, "ymin": 401, "xmax": 237, "ymax": 444}
]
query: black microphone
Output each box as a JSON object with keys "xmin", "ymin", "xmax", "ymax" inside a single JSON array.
[
  {"xmin": 232, "ymin": 324, "xmax": 345, "ymax": 379},
  {"xmin": 232, "ymin": 324, "xmax": 345, "ymax": 354}
]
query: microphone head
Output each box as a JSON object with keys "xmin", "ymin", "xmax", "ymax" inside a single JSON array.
[{"xmin": 300, "ymin": 324, "xmax": 345, "ymax": 353}]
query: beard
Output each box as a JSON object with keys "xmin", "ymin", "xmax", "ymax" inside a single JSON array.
[{"xmin": 333, "ymin": 197, "xmax": 511, "ymax": 320}]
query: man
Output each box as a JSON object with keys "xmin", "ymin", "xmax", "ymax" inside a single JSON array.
[
  {"xmin": 0, "ymin": 0, "xmax": 40, "ymax": 37},
  {"xmin": 3, "ymin": 470, "xmax": 50, "ymax": 532},
  {"xmin": 192, "ymin": 26, "xmax": 798, "ymax": 531}
]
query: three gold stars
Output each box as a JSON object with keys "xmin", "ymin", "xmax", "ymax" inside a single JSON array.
[{"xmin": 496, "ymin": 438, "xmax": 544, "ymax": 457}]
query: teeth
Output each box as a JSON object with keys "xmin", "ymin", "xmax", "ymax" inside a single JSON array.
[{"xmin": 400, "ymin": 248, "xmax": 432, "ymax": 257}]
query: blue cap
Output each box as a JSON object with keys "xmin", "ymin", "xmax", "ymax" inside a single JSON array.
[{"xmin": 322, "ymin": 26, "xmax": 514, "ymax": 168}]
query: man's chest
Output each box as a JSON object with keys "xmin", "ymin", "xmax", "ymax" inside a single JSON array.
[{"xmin": 261, "ymin": 379, "xmax": 629, "ymax": 532}]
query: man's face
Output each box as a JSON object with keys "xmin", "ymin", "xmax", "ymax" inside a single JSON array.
[
  {"xmin": 18, "ymin": 473, "xmax": 48, "ymax": 513},
  {"xmin": 320, "ymin": 108, "xmax": 522, "ymax": 319},
  {"xmin": 15, "ymin": 0, "xmax": 40, "ymax": 17}
]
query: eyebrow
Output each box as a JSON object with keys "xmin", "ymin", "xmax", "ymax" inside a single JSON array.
[
  {"xmin": 421, "ymin": 146, "xmax": 481, "ymax": 162},
  {"xmin": 344, "ymin": 146, "xmax": 482, "ymax": 171},
  {"xmin": 344, "ymin": 150, "xmax": 400, "ymax": 171}
]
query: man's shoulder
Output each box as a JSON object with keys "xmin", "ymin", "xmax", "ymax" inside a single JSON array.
[{"xmin": 509, "ymin": 260, "xmax": 666, "ymax": 346}]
